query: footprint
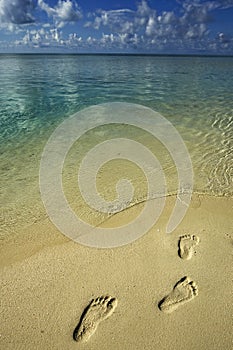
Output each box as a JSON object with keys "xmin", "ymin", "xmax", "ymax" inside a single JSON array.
[
  {"xmin": 158, "ymin": 276, "xmax": 198, "ymax": 313},
  {"xmin": 73, "ymin": 296, "xmax": 118, "ymax": 343},
  {"xmin": 178, "ymin": 234, "xmax": 200, "ymax": 260}
]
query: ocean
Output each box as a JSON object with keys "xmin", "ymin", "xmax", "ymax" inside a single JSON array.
[{"xmin": 0, "ymin": 54, "xmax": 232, "ymax": 237}]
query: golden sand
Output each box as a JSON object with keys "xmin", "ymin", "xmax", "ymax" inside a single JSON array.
[{"xmin": 0, "ymin": 194, "xmax": 232, "ymax": 349}]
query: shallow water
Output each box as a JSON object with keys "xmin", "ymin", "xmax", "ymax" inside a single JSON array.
[{"xmin": 0, "ymin": 54, "xmax": 232, "ymax": 236}]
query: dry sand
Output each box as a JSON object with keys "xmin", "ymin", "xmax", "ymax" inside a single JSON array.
[{"xmin": 0, "ymin": 193, "xmax": 233, "ymax": 350}]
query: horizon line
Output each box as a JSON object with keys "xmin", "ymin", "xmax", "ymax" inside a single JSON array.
[{"xmin": 0, "ymin": 52, "xmax": 233, "ymax": 57}]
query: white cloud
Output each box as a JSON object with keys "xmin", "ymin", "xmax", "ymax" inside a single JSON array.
[
  {"xmin": 17, "ymin": 27, "xmax": 63, "ymax": 48},
  {"xmin": 85, "ymin": 8, "xmax": 135, "ymax": 33},
  {"xmin": 1, "ymin": 0, "xmax": 233, "ymax": 53},
  {"xmin": 86, "ymin": 1, "xmax": 151, "ymax": 33},
  {"xmin": 137, "ymin": 0, "xmax": 152, "ymax": 17},
  {"xmin": 145, "ymin": 16, "xmax": 156, "ymax": 36},
  {"xmin": 67, "ymin": 32, "xmax": 82, "ymax": 47},
  {"xmin": 91, "ymin": 32, "xmax": 143, "ymax": 51},
  {"xmin": 38, "ymin": 0, "xmax": 82, "ymax": 27},
  {"xmin": 217, "ymin": 32, "xmax": 230, "ymax": 43},
  {"xmin": 85, "ymin": 0, "xmax": 227, "ymax": 52},
  {"xmin": 0, "ymin": 0, "xmax": 35, "ymax": 27},
  {"xmin": 15, "ymin": 26, "xmax": 85, "ymax": 50}
]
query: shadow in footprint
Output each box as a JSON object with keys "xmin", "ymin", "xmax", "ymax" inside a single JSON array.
[
  {"xmin": 158, "ymin": 276, "xmax": 198, "ymax": 313},
  {"xmin": 178, "ymin": 235, "xmax": 200, "ymax": 260},
  {"xmin": 73, "ymin": 296, "xmax": 117, "ymax": 343}
]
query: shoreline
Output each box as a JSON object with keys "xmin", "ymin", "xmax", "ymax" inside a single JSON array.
[{"xmin": 0, "ymin": 192, "xmax": 231, "ymax": 266}]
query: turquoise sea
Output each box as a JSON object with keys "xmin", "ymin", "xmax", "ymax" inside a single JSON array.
[{"xmin": 0, "ymin": 54, "xmax": 232, "ymax": 237}]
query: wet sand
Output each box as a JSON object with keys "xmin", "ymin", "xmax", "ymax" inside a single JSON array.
[{"xmin": 0, "ymin": 194, "xmax": 232, "ymax": 349}]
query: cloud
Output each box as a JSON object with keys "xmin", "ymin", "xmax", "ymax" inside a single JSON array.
[
  {"xmin": 99, "ymin": 32, "xmax": 142, "ymax": 50},
  {"xmin": 15, "ymin": 26, "xmax": 84, "ymax": 50},
  {"xmin": 0, "ymin": 0, "xmax": 82, "ymax": 30},
  {"xmin": 85, "ymin": 8, "xmax": 135, "ymax": 33},
  {"xmin": 1, "ymin": 0, "xmax": 233, "ymax": 53},
  {"xmin": 85, "ymin": 1, "xmax": 157, "ymax": 34},
  {"xmin": 217, "ymin": 32, "xmax": 230, "ymax": 43},
  {"xmin": 15, "ymin": 27, "xmax": 64, "ymax": 48},
  {"xmin": 84, "ymin": 0, "xmax": 233, "ymax": 52},
  {"xmin": 145, "ymin": 2, "xmax": 211, "ymax": 42},
  {"xmin": 216, "ymin": 0, "xmax": 233, "ymax": 9},
  {"xmin": 0, "ymin": 0, "xmax": 35, "ymax": 26},
  {"xmin": 38, "ymin": 0, "xmax": 82, "ymax": 27}
]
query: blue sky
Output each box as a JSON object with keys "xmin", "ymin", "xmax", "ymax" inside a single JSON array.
[{"xmin": 0, "ymin": 0, "xmax": 232, "ymax": 54}]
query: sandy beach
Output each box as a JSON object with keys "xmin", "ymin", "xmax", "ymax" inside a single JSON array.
[{"xmin": 1, "ymin": 193, "xmax": 232, "ymax": 350}]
